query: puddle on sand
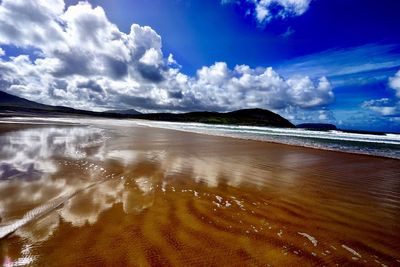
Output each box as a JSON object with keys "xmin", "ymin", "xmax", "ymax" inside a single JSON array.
[{"xmin": 0, "ymin": 120, "xmax": 400, "ymax": 266}]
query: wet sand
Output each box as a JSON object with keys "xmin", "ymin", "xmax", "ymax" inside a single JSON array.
[{"xmin": 0, "ymin": 120, "xmax": 399, "ymax": 266}]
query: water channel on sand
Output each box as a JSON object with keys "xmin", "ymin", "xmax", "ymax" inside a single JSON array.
[{"xmin": 0, "ymin": 118, "xmax": 399, "ymax": 266}]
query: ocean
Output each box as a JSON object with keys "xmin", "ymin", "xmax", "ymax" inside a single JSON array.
[{"xmin": 136, "ymin": 120, "xmax": 400, "ymax": 159}]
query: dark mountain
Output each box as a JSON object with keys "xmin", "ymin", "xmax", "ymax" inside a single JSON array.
[
  {"xmin": 104, "ymin": 109, "xmax": 142, "ymax": 115},
  {"xmin": 0, "ymin": 90, "xmax": 113, "ymax": 117},
  {"xmin": 1, "ymin": 90, "xmax": 79, "ymax": 113},
  {"xmin": 135, "ymin": 108, "xmax": 295, "ymax": 128},
  {"xmin": 297, "ymin": 123, "xmax": 337, "ymax": 131},
  {"xmin": 0, "ymin": 90, "xmax": 63, "ymax": 110},
  {"xmin": 0, "ymin": 90, "xmax": 294, "ymax": 128}
]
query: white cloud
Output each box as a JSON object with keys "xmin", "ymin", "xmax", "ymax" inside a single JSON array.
[
  {"xmin": 222, "ymin": 0, "xmax": 312, "ymax": 24},
  {"xmin": 0, "ymin": 47, "xmax": 4, "ymax": 56},
  {"xmin": 139, "ymin": 47, "xmax": 162, "ymax": 66},
  {"xmin": 280, "ymin": 106, "xmax": 335, "ymax": 124},
  {"xmin": 362, "ymin": 98, "xmax": 398, "ymax": 116},
  {"xmin": 363, "ymin": 70, "xmax": 400, "ymax": 117},
  {"xmin": 0, "ymin": 0, "xmax": 66, "ymax": 51},
  {"xmin": 389, "ymin": 70, "xmax": 400, "ymax": 98},
  {"xmin": 363, "ymin": 99, "xmax": 399, "ymax": 117},
  {"xmin": 255, "ymin": 3, "xmax": 269, "ymax": 22},
  {"xmin": 0, "ymin": 0, "xmax": 333, "ymax": 116},
  {"xmin": 286, "ymin": 76, "xmax": 333, "ymax": 108},
  {"xmin": 189, "ymin": 63, "xmax": 333, "ymax": 111}
]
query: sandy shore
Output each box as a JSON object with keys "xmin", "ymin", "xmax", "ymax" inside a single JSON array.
[{"xmin": 0, "ymin": 120, "xmax": 399, "ymax": 266}]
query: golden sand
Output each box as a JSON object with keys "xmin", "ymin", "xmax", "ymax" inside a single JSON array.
[{"xmin": 0, "ymin": 121, "xmax": 399, "ymax": 266}]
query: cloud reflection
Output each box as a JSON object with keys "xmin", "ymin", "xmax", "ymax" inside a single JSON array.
[
  {"xmin": 0, "ymin": 125, "xmax": 165, "ymax": 244},
  {"xmin": 0, "ymin": 123, "xmax": 308, "ymax": 245},
  {"xmin": 0, "ymin": 126, "xmax": 106, "ymax": 180}
]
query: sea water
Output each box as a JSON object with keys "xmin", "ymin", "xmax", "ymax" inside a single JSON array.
[{"xmin": 135, "ymin": 121, "xmax": 400, "ymax": 159}]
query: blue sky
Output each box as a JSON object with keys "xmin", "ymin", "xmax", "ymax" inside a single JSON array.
[
  {"xmin": 72, "ymin": 0, "xmax": 400, "ymax": 74},
  {"xmin": 1, "ymin": 0, "xmax": 400, "ymax": 132}
]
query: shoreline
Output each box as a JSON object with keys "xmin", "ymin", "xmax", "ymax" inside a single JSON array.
[
  {"xmin": 0, "ymin": 116, "xmax": 399, "ymax": 160},
  {"xmin": 137, "ymin": 121, "xmax": 400, "ymax": 161}
]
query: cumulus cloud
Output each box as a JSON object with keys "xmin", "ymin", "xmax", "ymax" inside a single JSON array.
[
  {"xmin": 0, "ymin": 0, "xmax": 66, "ymax": 49},
  {"xmin": 222, "ymin": 0, "xmax": 312, "ymax": 24},
  {"xmin": 189, "ymin": 63, "xmax": 333, "ymax": 111},
  {"xmin": 0, "ymin": 0, "xmax": 332, "ymax": 116}
]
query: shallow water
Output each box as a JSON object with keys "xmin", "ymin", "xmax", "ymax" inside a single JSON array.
[
  {"xmin": 134, "ymin": 120, "xmax": 400, "ymax": 159},
  {"xmin": 3, "ymin": 117, "xmax": 400, "ymax": 159},
  {"xmin": 0, "ymin": 119, "xmax": 399, "ymax": 266}
]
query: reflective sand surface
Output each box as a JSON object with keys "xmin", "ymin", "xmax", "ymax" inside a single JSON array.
[{"xmin": 0, "ymin": 120, "xmax": 399, "ymax": 266}]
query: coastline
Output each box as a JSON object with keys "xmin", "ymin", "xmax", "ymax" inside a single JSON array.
[
  {"xmin": 136, "ymin": 120, "xmax": 400, "ymax": 160},
  {"xmin": 2, "ymin": 116, "xmax": 399, "ymax": 160}
]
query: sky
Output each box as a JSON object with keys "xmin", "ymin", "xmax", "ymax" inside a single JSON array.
[{"xmin": 0, "ymin": 0, "xmax": 400, "ymax": 132}]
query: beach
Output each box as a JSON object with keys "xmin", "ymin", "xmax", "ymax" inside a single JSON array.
[{"xmin": 0, "ymin": 118, "xmax": 399, "ymax": 266}]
